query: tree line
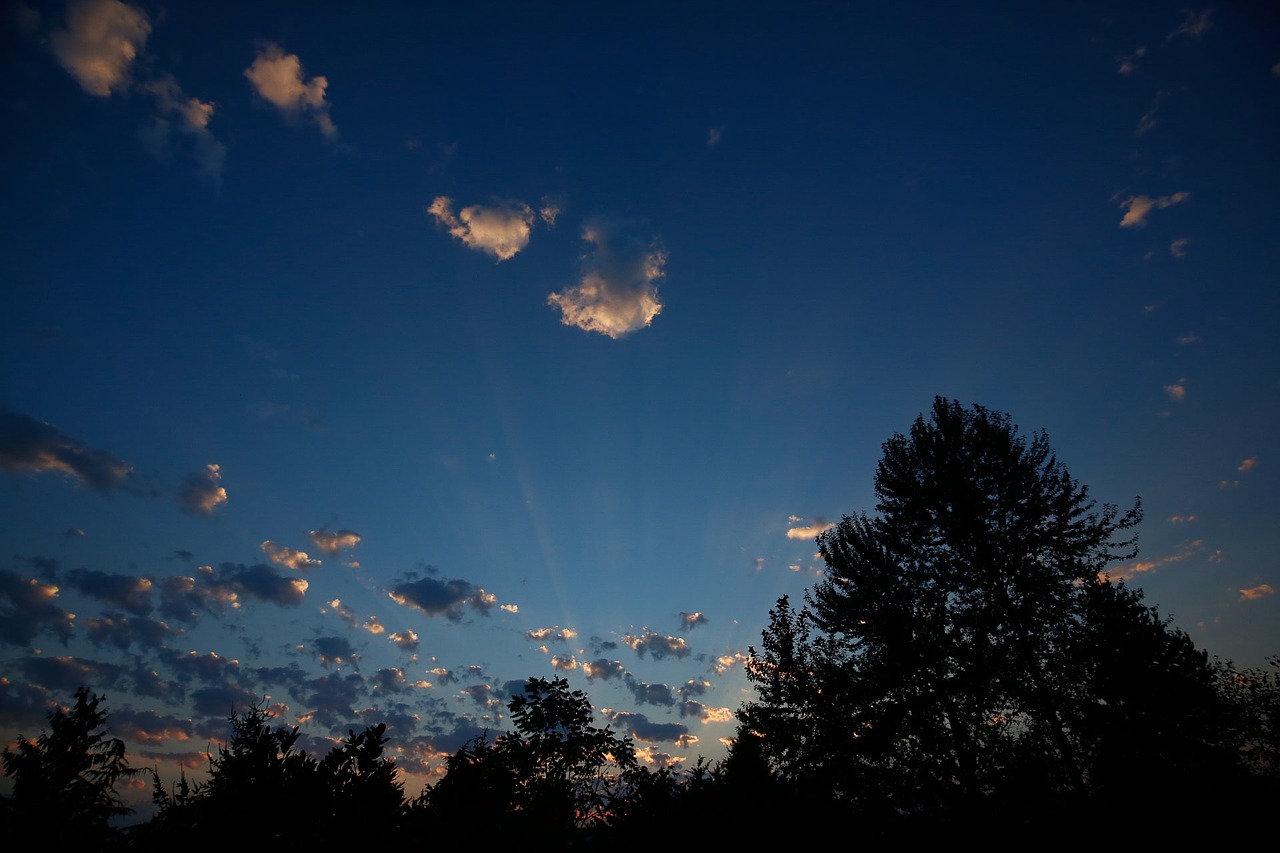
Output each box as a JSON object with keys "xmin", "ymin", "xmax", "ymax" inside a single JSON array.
[{"xmin": 3, "ymin": 398, "xmax": 1277, "ymax": 848}]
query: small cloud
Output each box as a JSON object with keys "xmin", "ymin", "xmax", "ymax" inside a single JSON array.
[
  {"xmin": 1238, "ymin": 456, "xmax": 1259, "ymax": 473},
  {"xmin": 427, "ymin": 196, "xmax": 536, "ymax": 261},
  {"xmin": 50, "ymin": 0, "xmax": 150, "ymax": 97},
  {"xmin": 64, "ymin": 527, "xmax": 86, "ymax": 538},
  {"xmin": 178, "ymin": 464, "xmax": 227, "ymax": 515},
  {"xmin": 679, "ymin": 611, "xmax": 708, "ymax": 630},
  {"xmin": 1109, "ymin": 539, "xmax": 1203, "ymax": 581},
  {"xmin": 140, "ymin": 75, "xmax": 226, "ymax": 187},
  {"xmin": 1218, "ymin": 479, "xmax": 1240, "ymax": 489},
  {"xmin": 1136, "ymin": 91, "xmax": 1165, "ymax": 135},
  {"xmin": 260, "ymin": 540, "xmax": 321, "ymax": 571},
  {"xmin": 244, "ymin": 43, "xmax": 337, "ymax": 137},
  {"xmin": 1116, "ymin": 46, "xmax": 1146, "ymax": 75},
  {"xmin": 1169, "ymin": 514, "xmax": 1197, "ymax": 524},
  {"xmin": 707, "ymin": 126, "xmax": 724, "ymax": 146},
  {"xmin": 1119, "ymin": 192, "xmax": 1190, "ymax": 227},
  {"xmin": 539, "ymin": 196, "xmax": 562, "ymax": 227},
  {"xmin": 1170, "ymin": 237, "xmax": 1191, "ymax": 257},
  {"xmin": 1170, "ymin": 8, "xmax": 1213, "ymax": 40},
  {"xmin": 388, "ymin": 573, "xmax": 499, "ymax": 621},
  {"xmin": 1176, "ymin": 332, "xmax": 1200, "ymax": 345},
  {"xmin": 0, "ymin": 408, "xmax": 134, "ymax": 492},
  {"xmin": 622, "ymin": 630, "xmax": 690, "ymax": 660},
  {"xmin": 786, "ymin": 518, "xmax": 834, "ymax": 540},
  {"xmin": 389, "ymin": 630, "xmax": 419, "ymax": 651},
  {"xmin": 1163, "ymin": 379, "xmax": 1187, "ymax": 402},
  {"xmin": 547, "ymin": 221, "xmax": 666, "ymax": 339},
  {"xmin": 307, "ymin": 528, "xmax": 361, "ymax": 556},
  {"xmin": 1273, "ymin": 63, "xmax": 1280, "ymax": 77},
  {"xmin": 582, "ymin": 659, "xmax": 627, "ymax": 681},
  {"xmin": 526, "ymin": 627, "xmax": 577, "ymax": 642},
  {"xmin": 1240, "ymin": 584, "xmax": 1274, "ymax": 601}
]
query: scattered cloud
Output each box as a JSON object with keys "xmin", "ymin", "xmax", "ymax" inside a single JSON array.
[
  {"xmin": 582, "ymin": 659, "xmax": 627, "ymax": 681},
  {"xmin": 307, "ymin": 528, "xmax": 361, "ymax": 556},
  {"xmin": 261, "ymin": 540, "xmax": 322, "ymax": 571},
  {"xmin": 1169, "ymin": 8, "xmax": 1213, "ymax": 40},
  {"xmin": 1163, "ymin": 379, "xmax": 1187, "ymax": 402},
  {"xmin": 388, "ymin": 573, "xmax": 499, "ymax": 621},
  {"xmin": 1238, "ymin": 457, "xmax": 1259, "ymax": 473},
  {"xmin": 178, "ymin": 463, "xmax": 227, "ymax": 515},
  {"xmin": 1116, "ymin": 46, "xmax": 1145, "ymax": 75},
  {"xmin": 64, "ymin": 568, "xmax": 153, "ymax": 615},
  {"xmin": 389, "ymin": 630, "xmax": 419, "ymax": 651},
  {"xmin": 311, "ymin": 635, "xmax": 357, "ymax": 666},
  {"xmin": 0, "ymin": 408, "xmax": 134, "ymax": 492},
  {"xmin": 707, "ymin": 126, "xmax": 724, "ymax": 146},
  {"xmin": 539, "ymin": 196, "xmax": 562, "ymax": 227},
  {"xmin": 50, "ymin": 0, "xmax": 150, "ymax": 97},
  {"xmin": 547, "ymin": 222, "xmax": 666, "ymax": 339},
  {"xmin": 1170, "ymin": 237, "xmax": 1191, "ymax": 258},
  {"xmin": 205, "ymin": 563, "xmax": 309, "ymax": 608},
  {"xmin": 139, "ymin": 75, "xmax": 227, "ymax": 186},
  {"xmin": 679, "ymin": 611, "xmax": 708, "ymax": 630},
  {"xmin": 1240, "ymin": 584, "xmax": 1275, "ymax": 601},
  {"xmin": 1136, "ymin": 91, "xmax": 1166, "ymax": 135},
  {"xmin": 1169, "ymin": 514, "xmax": 1197, "ymax": 524},
  {"xmin": 1176, "ymin": 332, "xmax": 1200, "ymax": 345},
  {"xmin": 1218, "ymin": 479, "xmax": 1239, "ymax": 489},
  {"xmin": 1109, "ymin": 539, "xmax": 1204, "ymax": 581},
  {"xmin": 1118, "ymin": 192, "xmax": 1190, "ymax": 227},
  {"xmin": 0, "ymin": 569, "xmax": 76, "ymax": 646},
  {"xmin": 244, "ymin": 43, "xmax": 337, "ymax": 137},
  {"xmin": 786, "ymin": 518, "xmax": 834, "ymax": 540},
  {"xmin": 622, "ymin": 630, "xmax": 690, "ymax": 660},
  {"xmin": 526, "ymin": 627, "xmax": 577, "ymax": 642},
  {"xmin": 427, "ymin": 196, "xmax": 536, "ymax": 261}
]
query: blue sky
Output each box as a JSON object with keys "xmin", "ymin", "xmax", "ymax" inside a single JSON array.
[{"xmin": 2, "ymin": 0, "xmax": 1278, "ymax": 811}]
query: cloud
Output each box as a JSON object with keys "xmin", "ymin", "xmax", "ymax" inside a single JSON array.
[
  {"xmin": 63, "ymin": 568, "xmax": 153, "ymax": 615},
  {"xmin": 526, "ymin": 627, "xmax": 577, "ymax": 642},
  {"xmin": 605, "ymin": 711, "xmax": 689, "ymax": 744},
  {"xmin": 1170, "ymin": 237, "xmax": 1191, "ymax": 258},
  {"xmin": 0, "ymin": 408, "xmax": 134, "ymax": 491},
  {"xmin": 427, "ymin": 196, "xmax": 536, "ymax": 261},
  {"xmin": 1169, "ymin": 514, "xmax": 1197, "ymax": 524},
  {"xmin": 547, "ymin": 222, "xmax": 666, "ymax": 339},
  {"xmin": 178, "ymin": 463, "xmax": 227, "ymax": 515},
  {"xmin": 139, "ymin": 75, "xmax": 227, "ymax": 186},
  {"xmin": 623, "ymin": 630, "xmax": 690, "ymax": 660},
  {"xmin": 206, "ymin": 563, "xmax": 309, "ymax": 608},
  {"xmin": 1116, "ymin": 46, "xmax": 1145, "ymax": 75},
  {"xmin": 244, "ymin": 43, "xmax": 337, "ymax": 137},
  {"xmin": 50, "ymin": 0, "xmax": 150, "ymax": 97},
  {"xmin": 707, "ymin": 126, "xmax": 724, "ymax": 146},
  {"xmin": 539, "ymin": 196, "xmax": 562, "ymax": 227},
  {"xmin": 1163, "ymin": 379, "xmax": 1187, "ymax": 402},
  {"xmin": 261, "ymin": 541, "xmax": 321, "ymax": 571},
  {"xmin": 1136, "ymin": 91, "xmax": 1165, "ymax": 135},
  {"xmin": 679, "ymin": 611, "xmax": 708, "ymax": 630},
  {"xmin": 1109, "ymin": 539, "xmax": 1203, "ymax": 581},
  {"xmin": 624, "ymin": 675, "xmax": 676, "ymax": 707},
  {"xmin": 389, "ymin": 630, "xmax": 419, "ymax": 651},
  {"xmin": 1238, "ymin": 457, "xmax": 1259, "ymax": 473},
  {"xmin": 1118, "ymin": 192, "xmax": 1190, "ymax": 227},
  {"xmin": 308, "ymin": 528, "xmax": 361, "ymax": 555},
  {"xmin": 0, "ymin": 569, "xmax": 76, "ymax": 646},
  {"xmin": 1240, "ymin": 584, "xmax": 1275, "ymax": 601},
  {"xmin": 388, "ymin": 574, "xmax": 498, "ymax": 621},
  {"xmin": 582, "ymin": 659, "xmax": 627, "ymax": 681},
  {"xmin": 786, "ymin": 518, "xmax": 834, "ymax": 540},
  {"xmin": 311, "ymin": 635, "xmax": 357, "ymax": 666},
  {"xmin": 1122, "ymin": 190, "xmax": 1192, "ymax": 228},
  {"xmin": 1170, "ymin": 8, "xmax": 1213, "ymax": 40}
]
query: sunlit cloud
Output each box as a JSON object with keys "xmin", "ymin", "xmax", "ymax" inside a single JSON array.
[
  {"xmin": 389, "ymin": 630, "xmax": 419, "ymax": 651},
  {"xmin": 311, "ymin": 635, "xmax": 357, "ymax": 666},
  {"xmin": 1108, "ymin": 539, "xmax": 1204, "ymax": 581},
  {"xmin": 551, "ymin": 655, "xmax": 577, "ymax": 671},
  {"xmin": 206, "ymin": 563, "xmax": 308, "ymax": 608},
  {"xmin": 1240, "ymin": 584, "xmax": 1275, "ymax": 601},
  {"xmin": 1169, "ymin": 514, "xmax": 1197, "ymax": 524},
  {"xmin": 711, "ymin": 652, "xmax": 748, "ymax": 675},
  {"xmin": 679, "ymin": 611, "xmax": 708, "ymax": 630},
  {"xmin": 64, "ymin": 568, "xmax": 153, "ymax": 615},
  {"xmin": 50, "ymin": 0, "xmax": 150, "ymax": 97},
  {"xmin": 786, "ymin": 517, "xmax": 834, "ymax": 540},
  {"xmin": 388, "ymin": 573, "xmax": 501, "ymax": 621},
  {"xmin": 244, "ymin": 43, "xmax": 337, "ymax": 137},
  {"xmin": 1238, "ymin": 457, "xmax": 1259, "ymax": 473},
  {"xmin": 1163, "ymin": 380, "xmax": 1187, "ymax": 402},
  {"xmin": 539, "ymin": 196, "xmax": 562, "ymax": 227},
  {"xmin": 605, "ymin": 710, "xmax": 689, "ymax": 744},
  {"xmin": 547, "ymin": 222, "xmax": 666, "ymax": 338},
  {"xmin": 622, "ymin": 630, "xmax": 690, "ymax": 660},
  {"xmin": 307, "ymin": 528, "xmax": 361, "ymax": 556},
  {"xmin": 0, "ymin": 570, "xmax": 75, "ymax": 646},
  {"xmin": 582, "ymin": 659, "xmax": 627, "ymax": 681},
  {"xmin": 526, "ymin": 627, "xmax": 577, "ymax": 642},
  {"xmin": 179, "ymin": 464, "xmax": 227, "ymax": 515},
  {"xmin": 261, "ymin": 541, "xmax": 321, "ymax": 571},
  {"xmin": 427, "ymin": 196, "xmax": 536, "ymax": 261},
  {"xmin": 0, "ymin": 408, "xmax": 134, "ymax": 492},
  {"xmin": 1170, "ymin": 237, "xmax": 1191, "ymax": 258},
  {"xmin": 139, "ymin": 75, "xmax": 226, "ymax": 187},
  {"xmin": 1116, "ymin": 46, "xmax": 1145, "ymax": 75},
  {"xmin": 1118, "ymin": 192, "xmax": 1190, "ymax": 227}
]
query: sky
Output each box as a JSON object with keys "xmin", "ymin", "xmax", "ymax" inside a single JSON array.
[{"xmin": 2, "ymin": 0, "xmax": 1278, "ymax": 816}]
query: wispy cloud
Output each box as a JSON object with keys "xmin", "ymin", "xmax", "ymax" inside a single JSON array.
[
  {"xmin": 1118, "ymin": 192, "xmax": 1190, "ymax": 227},
  {"xmin": 547, "ymin": 222, "xmax": 666, "ymax": 338},
  {"xmin": 427, "ymin": 196, "xmax": 536, "ymax": 261},
  {"xmin": 0, "ymin": 408, "xmax": 134, "ymax": 492},
  {"xmin": 244, "ymin": 43, "xmax": 337, "ymax": 137},
  {"xmin": 1116, "ymin": 46, "xmax": 1145, "ymax": 75},
  {"xmin": 786, "ymin": 517, "xmax": 834, "ymax": 540},
  {"xmin": 1170, "ymin": 237, "xmax": 1191, "ymax": 258},
  {"xmin": 1240, "ymin": 584, "xmax": 1275, "ymax": 601},
  {"xmin": 50, "ymin": 0, "xmax": 150, "ymax": 97},
  {"xmin": 140, "ymin": 75, "xmax": 227, "ymax": 186},
  {"xmin": 1109, "ymin": 539, "xmax": 1204, "ymax": 581},
  {"xmin": 1169, "ymin": 8, "xmax": 1213, "ymax": 40},
  {"xmin": 178, "ymin": 463, "xmax": 227, "ymax": 515},
  {"xmin": 1238, "ymin": 456, "xmax": 1259, "ymax": 473}
]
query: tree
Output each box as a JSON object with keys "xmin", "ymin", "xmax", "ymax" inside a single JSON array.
[
  {"xmin": 414, "ymin": 676, "xmax": 636, "ymax": 843},
  {"xmin": 1, "ymin": 687, "xmax": 138, "ymax": 849},
  {"xmin": 741, "ymin": 397, "xmax": 1164, "ymax": 830}
]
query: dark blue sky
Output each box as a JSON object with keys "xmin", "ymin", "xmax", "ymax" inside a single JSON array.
[{"xmin": 2, "ymin": 0, "xmax": 1277, "ymax": 810}]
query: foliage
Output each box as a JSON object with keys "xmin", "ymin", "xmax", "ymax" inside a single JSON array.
[
  {"xmin": 1, "ymin": 687, "xmax": 139, "ymax": 849},
  {"xmin": 737, "ymin": 397, "xmax": 1267, "ymax": 834}
]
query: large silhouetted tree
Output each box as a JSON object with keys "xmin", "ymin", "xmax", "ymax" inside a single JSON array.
[
  {"xmin": 1, "ymin": 687, "xmax": 138, "ymax": 850},
  {"xmin": 736, "ymin": 397, "xmax": 1264, "ymax": 836}
]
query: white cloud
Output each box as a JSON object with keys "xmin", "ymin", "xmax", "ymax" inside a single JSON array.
[
  {"xmin": 1119, "ymin": 192, "xmax": 1190, "ymax": 227},
  {"xmin": 261, "ymin": 540, "xmax": 321, "ymax": 571},
  {"xmin": 1170, "ymin": 237, "xmax": 1191, "ymax": 257},
  {"xmin": 547, "ymin": 223, "xmax": 666, "ymax": 338},
  {"xmin": 786, "ymin": 518, "xmax": 834, "ymax": 540},
  {"xmin": 244, "ymin": 43, "xmax": 337, "ymax": 137},
  {"xmin": 307, "ymin": 528, "xmax": 361, "ymax": 555},
  {"xmin": 1170, "ymin": 8, "xmax": 1212, "ymax": 40},
  {"xmin": 50, "ymin": 0, "xmax": 150, "ymax": 97},
  {"xmin": 427, "ymin": 196, "xmax": 536, "ymax": 261}
]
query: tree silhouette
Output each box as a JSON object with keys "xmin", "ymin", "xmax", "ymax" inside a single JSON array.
[
  {"xmin": 1, "ymin": 687, "xmax": 138, "ymax": 850},
  {"xmin": 736, "ymin": 397, "xmax": 1264, "ymax": 837}
]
